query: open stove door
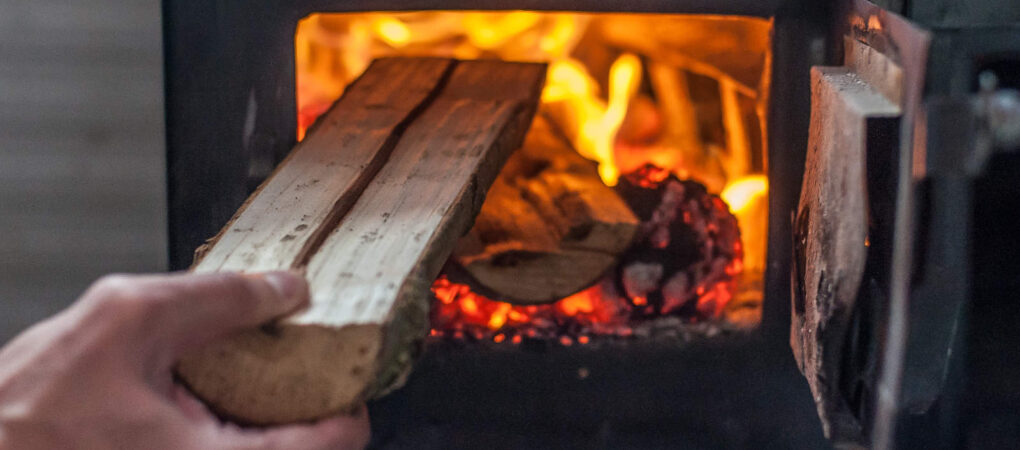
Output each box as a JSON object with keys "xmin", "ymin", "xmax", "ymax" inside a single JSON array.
[
  {"xmin": 791, "ymin": 1, "xmax": 932, "ymax": 447},
  {"xmin": 792, "ymin": 42, "xmax": 900, "ymax": 443},
  {"xmin": 796, "ymin": 0, "xmax": 1020, "ymax": 446}
]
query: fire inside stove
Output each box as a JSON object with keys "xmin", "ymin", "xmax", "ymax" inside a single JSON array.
[{"xmin": 295, "ymin": 12, "xmax": 771, "ymax": 344}]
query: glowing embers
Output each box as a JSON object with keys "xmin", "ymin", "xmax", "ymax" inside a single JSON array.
[
  {"xmin": 614, "ymin": 166, "xmax": 743, "ymax": 318},
  {"xmin": 430, "ymin": 165, "xmax": 751, "ymax": 344},
  {"xmin": 431, "ymin": 276, "xmax": 630, "ymax": 343}
]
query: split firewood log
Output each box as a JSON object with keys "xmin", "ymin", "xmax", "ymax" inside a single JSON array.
[
  {"xmin": 451, "ymin": 115, "xmax": 639, "ymax": 304},
  {"xmin": 176, "ymin": 57, "xmax": 545, "ymax": 425}
]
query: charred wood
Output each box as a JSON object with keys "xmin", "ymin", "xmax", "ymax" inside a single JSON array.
[
  {"xmin": 452, "ymin": 116, "xmax": 638, "ymax": 304},
  {"xmin": 613, "ymin": 165, "xmax": 743, "ymax": 320}
]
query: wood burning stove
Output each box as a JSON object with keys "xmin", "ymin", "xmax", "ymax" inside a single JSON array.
[{"xmin": 162, "ymin": 0, "xmax": 1020, "ymax": 447}]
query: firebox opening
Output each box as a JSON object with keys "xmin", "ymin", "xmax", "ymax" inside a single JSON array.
[{"xmin": 295, "ymin": 12, "xmax": 772, "ymax": 344}]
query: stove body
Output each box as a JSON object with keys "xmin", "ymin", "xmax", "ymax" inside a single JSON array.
[{"xmin": 162, "ymin": 0, "xmax": 1020, "ymax": 447}]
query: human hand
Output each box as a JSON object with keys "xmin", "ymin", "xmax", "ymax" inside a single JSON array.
[{"xmin": 0, "ymin": 271, "xmax": 370, "ymax": 449}]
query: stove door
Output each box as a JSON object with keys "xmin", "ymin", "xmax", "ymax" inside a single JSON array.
[
  {"xmin": 791, "ymin": 3, "xmax": 931, "ymax": 446},
  {"xmin": 793, "ymin": 40, "xmax": 901, "ymax": 444}
]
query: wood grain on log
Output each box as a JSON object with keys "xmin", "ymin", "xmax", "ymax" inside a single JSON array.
[
  {"xmin": 177, "ymin": 58, "xmax": 545, "ymax": 425},
  {"xmin": 844, "ymin": 37, "xmax": 904, "ymax": 107},
  {"xmin": 190, "ymin": 58, "xmax": 454, "ymax": 272},
  {"xmin": 791, "ymin": 66, "xmax": 900, "ymax": 441},
  {"xmin": 452, "ymin": 116, "xmax": 638, "ymax": 304}
]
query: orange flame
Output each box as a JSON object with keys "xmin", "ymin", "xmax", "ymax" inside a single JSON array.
[
  {"xmin": 542, "ymin": 53, "xmax": 642, "ymax": 185},
  {"xmin": 721, "ymin": 175, "xmax": 768, "ymax": 275},
  {"xmin": 721, "ymin": 175, "xmax": 767, "ymax": 213}
]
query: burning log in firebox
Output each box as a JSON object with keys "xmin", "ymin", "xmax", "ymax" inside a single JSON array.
[
  {"xmin": 447, "ymin": 104, "xmax": 743, "ymax": 322},
  {"xmin": 451, "ymin": 115, "xmax": 639, "ymax": 304},
  {"xmin": 431, "ymin": 164, "xmax": 747, "ymax": 344},
  {"xmin": 613, "ymin": 165, "xmax": 743, "ymax": 318}
]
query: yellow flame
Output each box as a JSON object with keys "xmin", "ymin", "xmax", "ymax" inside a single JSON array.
[
  {"xmin": 373, "ymin": 17, "xmax": 411, "ymax": 47},
  {"xmin": 464, "ymin": 11, "xmax": 542, "ymax": 49},
  {"xmin": 543, "ymin": 54, "xmax": 641, "ymax": 186},
  {"xmin": 542, "ymin": 59, "xmax": 596, "ymax": 102},
  {"xmin": 601, "ymin": 53, "xmax": 642, "ymax": 184},
  {"xmin": 540, "ymin": 15, "xmax": 577, "ymax": 55},
  {"xmin": 721, "ymin": 175, "xmax": 768, "ymax": 213}
]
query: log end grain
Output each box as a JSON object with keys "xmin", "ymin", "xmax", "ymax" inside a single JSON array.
[{"xmin": 177, "ymin": 323, "xmax": 382, "ymax": 425}]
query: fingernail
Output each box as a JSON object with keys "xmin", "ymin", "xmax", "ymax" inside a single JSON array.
[{"xmin": 263, "ymin": 271, "xmax": 304, "ymax": 301}]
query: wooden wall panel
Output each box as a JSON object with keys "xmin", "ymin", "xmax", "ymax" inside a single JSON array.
[{"xmin": 0, "ymin": 0, "xmax": 166, "ymax": 342}]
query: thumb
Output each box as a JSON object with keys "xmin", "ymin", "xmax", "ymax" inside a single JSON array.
[
  {"xmin": 158, "ymin": 271, "xmax": 309, "ymax": 355},
  {"xmin": 83, "ymin": 271, "xmax": 309, "ymax": 358}
]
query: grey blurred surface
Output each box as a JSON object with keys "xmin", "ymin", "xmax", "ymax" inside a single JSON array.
[{"xmin": 0, "ymin": 1, "xmax": 167, "ymax": 342}]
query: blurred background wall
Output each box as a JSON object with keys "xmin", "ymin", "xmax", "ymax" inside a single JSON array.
[{"xmin": 0, "ymin": 1, "xmax": 167, "ymax": 342}]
